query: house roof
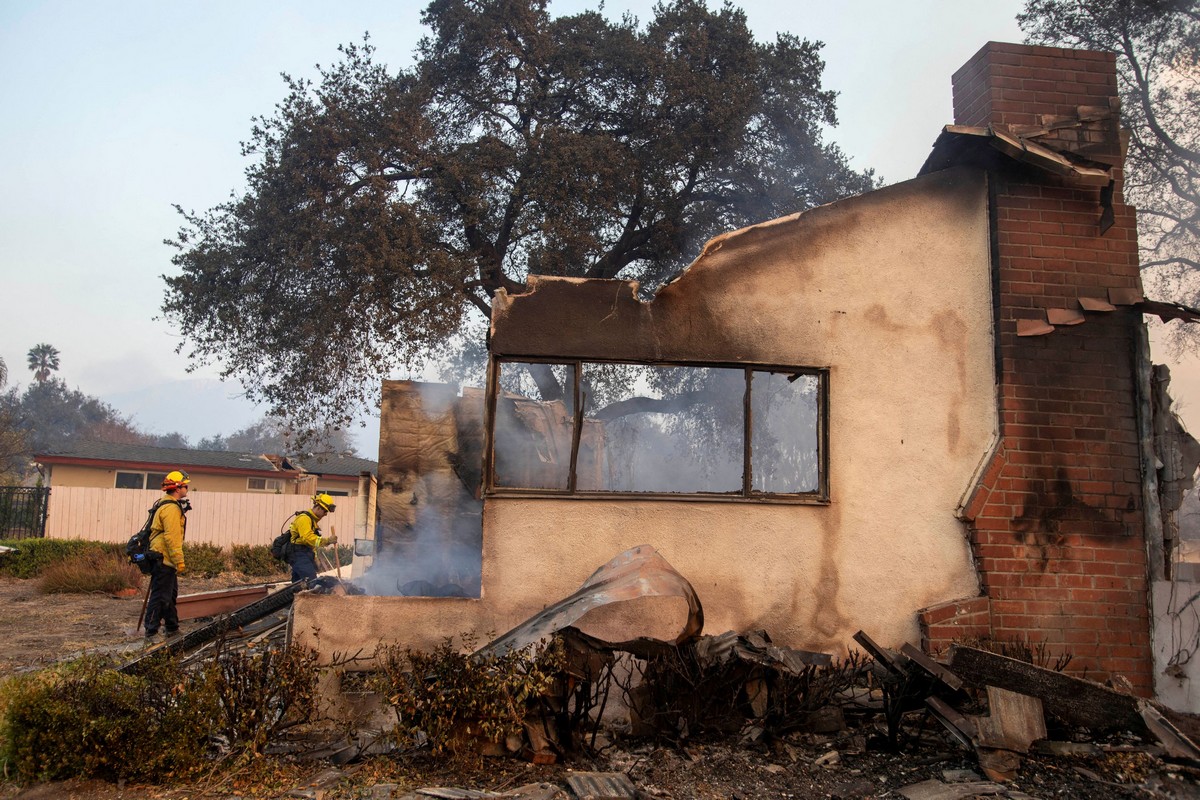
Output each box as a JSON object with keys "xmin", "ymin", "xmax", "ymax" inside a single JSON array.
[
  {"xmin": 34, "ymin": 441, "xmax": 376, "ymax": 479},
  {"xmin": 295, "ymin": 453, "xmax": 379, "ymax": 478}
]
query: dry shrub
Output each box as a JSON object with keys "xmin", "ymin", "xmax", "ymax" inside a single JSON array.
[
  {"xmin": 0, "ymin": 654, "xmax": 217, "ymax": 783},
  {"xmin": 0, "ymin": 539, "xmax": 116, "ymax": 579},
  {"xmin": 632, "ymin": 646, "xmax": 869, "ymax": 740},
  {"xmin": 373, "ymin": 635, "xmax": 565, "ymax": 756},
  {"xmin": 0, "ymin": 644, "xmax": 323, "ymax": 784},
  {"xmin": 208, "ymin": 643, "xmax": 320, "ymax": 754},
  {"xmin": 38, "ymin": 550, "xmax": 141, "ymax": 595}
]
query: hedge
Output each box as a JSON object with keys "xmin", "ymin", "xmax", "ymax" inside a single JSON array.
[{"xmin": 0, "ymin": 539, "xmax": 289, "ymax": 580}]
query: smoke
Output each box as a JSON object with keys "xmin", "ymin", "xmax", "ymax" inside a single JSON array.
[{"xmin": 360, "ymin": 381, "xmax": 484, "ymax": 597}]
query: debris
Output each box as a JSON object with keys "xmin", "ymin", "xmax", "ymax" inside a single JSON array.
[
  {"xmin": 175, "ymin": 583, "xmax": 272, "ymax": 620},
  {"xmin": 1030, "ymin": 741, "xmax": 1100, "ymax": 756},
  {"xmin": 502, "ymin": 785, "xmax": 570, "ymax": 800},
  {"xmin": 852, "ymin": 630, "xmax": 907, "ymax": 676},
  {"xmin": 926, "ymin": 697, "xmax": 976, "ymax": 751},
  {"xmin": 974, "ymin": 745, "xmax": 1022, "ymax": 783},
  {"xmin": 812, "ymin": 750, "xmax": 840, "ymax": 769},
  {"xmin": 476, "ymin": 545, "xmax": 703, "ymax": 659},
  {"xmin": 896, "ymin": 778, "xmax": 1007, "ymax": 800},
  {"xmin": 1139, "ymin": 701, "xmax": 1200, "ymax": 762},
  {"xmin": 900, "ymin": 642, "xmax": 964, "ymax": 693},
  {"xmin": 940, "ymin": 768, "xmax": 982, "ymax": 783},
  {"xmin": 728, "ymin": 629, "xmax": 832, "ymax": 670},
  {"xmin": 564, "ymin": 771, "xmax": 637, "ymax": 799},
  {"xmin": 284, "ymin": 766, "xmax": 350, "ymax": 798},
  {"xmin": 947, "ymin": 645, "xmax": 1143, "ymax": 733},
  {"xmin": 975, "ymin": 687, "xmax": 1046, "ymax": 753},
  {"xmin": 119, "ymin": 579, "xmax": 312, "ymax": 674}
]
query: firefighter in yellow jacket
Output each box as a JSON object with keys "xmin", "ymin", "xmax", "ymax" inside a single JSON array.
[
  {"xmin": 144, "ymin": 470, "xmax": 191, "ymax": 638},
  {"xmin": 288, "ymin": 493, "xmax": 338, "ymax": 581}
]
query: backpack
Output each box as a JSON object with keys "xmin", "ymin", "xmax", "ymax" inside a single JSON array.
[
  {"xmin": 270, "ymin": 511, "xmax": 316, "ymax": 561},
  {"xmin": 126, "ymin": 499, "xmax": 179, "ymax": 574}
]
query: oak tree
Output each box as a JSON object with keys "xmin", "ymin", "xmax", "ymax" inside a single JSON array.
[{"xmin": 164, "ymin": 0, "xmax": 877, "ymax": 434}]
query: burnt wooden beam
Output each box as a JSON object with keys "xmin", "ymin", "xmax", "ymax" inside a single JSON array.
[
  {"xmin": 900, "ymin": 642, "xmax": 964, "ymax": 692},
  {"xmin": 926, "ymin": 696, "xmax": 976, "ymax": 751},
  {"xmin": 948, "ymin": 645, "xmax": 1144, "ymax": 734},
  {"xmin": 854, "ymin": 630, "xmax": 907, "ymax": 676}
]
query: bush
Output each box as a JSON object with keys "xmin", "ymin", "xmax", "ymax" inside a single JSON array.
[
  {"xmin": 0, "ymin": 655, "xmax": 217, "ymax": 783},
  {"xmin": 334, "ymin": 543, "xmax": 352, "ymax": 567},
  {"xmin": 184, "ymin": 542, "xmax": 225, "ymax": 578},
  {"xmin": 0, "ymin": 644, "xmax": 321, "ymax": 783},
  {"xmin": 373, "ymin": 636, "xmax": 564, "ymax": 756},
  {"xmin": 209, "ymin": 644, "xmax": 320, "ymax": 754},
  {"xmin": 39, "ymin": 551, "xmax": 142, "ymax": 595},
  {"xmin": 0, "ymin": 539, "xmax": 115, "ymax": 580},
  {"xmin": 229, "ymin": 544, "xmax": 286, "ymax": 577}
]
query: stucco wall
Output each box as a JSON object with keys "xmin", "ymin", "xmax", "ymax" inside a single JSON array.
[
  {"xmin": 484, "ymin": 166, "xmax": 997, "ymax": 653},
  {"xmin": 296, "ymin": 166, "xmax": 999, "ymax": 661}
]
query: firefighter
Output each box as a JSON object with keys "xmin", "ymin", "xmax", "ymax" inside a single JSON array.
[
  {"xmin": 288, "ymin": 493, "xmax": 339, "ymax": 581},
  {"xmin": 144, "ymin": 470, "xmax": 191, "ymax": 639}
]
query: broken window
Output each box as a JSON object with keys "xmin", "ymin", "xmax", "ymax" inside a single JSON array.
[
  {"xmin": 487, "ymin": 359, "xmax": 827, "ymax": 501},
  {"xmin": 492, "ymin": 361, "xmax": 577, "ymax": 491}
]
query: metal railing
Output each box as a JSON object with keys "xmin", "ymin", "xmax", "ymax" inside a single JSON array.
[{"xmin": 0, "ymin": 487, "xmax": 50, "ymax": 540}]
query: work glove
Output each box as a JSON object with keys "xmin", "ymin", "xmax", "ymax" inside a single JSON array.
[{"xmin": 323, "ymin": 534, "xmax": 338, "ymax": 546}]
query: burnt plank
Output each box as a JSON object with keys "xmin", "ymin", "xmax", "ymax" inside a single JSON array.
[
  {"xmin": 853, "ymin": 630, "xmax": 907, "ymax": 675},
  {"xmin": 948, "ymin": 645, "xmax": 1144, "ymax": 734},
  {"xmin": 900, "ymin": 642, "xmax": 964, "ymax": 691},
  {"xmin": 976, "ymin": 686, "xmax": 1046, "ymax": 753},
  {"xmin": 926, "ymin": 697, "xmax": 977, "ymax": 751}
]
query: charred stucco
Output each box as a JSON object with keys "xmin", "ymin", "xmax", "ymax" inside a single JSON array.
[
  {"xmin": 491, "ymin": 167, "xmax": 988, "ymax": 371},
  {"xmin": 480, "ymin": 165, "xmax": 998, "ymax": 654},
  {"xmin": 293, "ymin": 166, "xmax": 1000, "ymax": 666}
]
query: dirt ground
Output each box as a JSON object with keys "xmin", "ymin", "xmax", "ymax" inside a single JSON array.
[
  {"xmin": 1, "ymin": 575, "xmax": 1199, "ymax": 799},
  {"xmin": 0, "ymin": 573, "xmax": 274, "ymax": 676}
]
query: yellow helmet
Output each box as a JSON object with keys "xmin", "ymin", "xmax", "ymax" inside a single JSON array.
[
  {"xmin": 162, "ymin": 470, "xmax": 191, "ymax": 491},
  {"xmin": 313, "ymin": 493, "xmax": 336, "ymax": 512}
]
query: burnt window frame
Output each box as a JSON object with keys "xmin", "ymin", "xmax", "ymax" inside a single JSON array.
[{"xmin": 484, "ymin": 356, "xmax": 829, "ymax": 504}]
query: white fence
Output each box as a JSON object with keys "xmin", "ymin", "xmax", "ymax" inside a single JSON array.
[{"xmin": 45, "ymin": 487, "xmax": 353, "ymax": 549}]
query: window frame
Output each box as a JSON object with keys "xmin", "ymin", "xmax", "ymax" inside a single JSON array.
[
  {"xmin": 484, "ymin": 356, "xmax": 829, "ymax": 504},
  {"xmin": 114, "ymin": 471, "xmax": 169, "ymax": 490},
  {"xmin": 247, "ymin": 477, "xmax": 285, "ymax": 493},
  {"xmin": 114, "ymin": 471, "xmax": 148, "ymax": 490}
]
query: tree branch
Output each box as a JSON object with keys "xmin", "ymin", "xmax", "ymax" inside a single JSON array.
[{"xmin": 590, "ymin": 390, "xmax": 726, "ymax": 422}]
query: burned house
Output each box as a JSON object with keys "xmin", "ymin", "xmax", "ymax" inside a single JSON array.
[{"xmin": 295, "ymin": 42, "xmax": 1200, "ymax": 708}]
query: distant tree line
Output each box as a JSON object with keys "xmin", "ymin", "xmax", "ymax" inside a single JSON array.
[{"xmin": 0, "ymin": 345, "xmax": 359, "ymax": 484}]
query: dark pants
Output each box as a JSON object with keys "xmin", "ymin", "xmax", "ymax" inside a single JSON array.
[
  {"xmin": 290, "ymin": 547, "xmax": 317, "ymax": 582},
  {"xmin": 144, "ymin": 561, "xmax": 179, "ymax": 635}
]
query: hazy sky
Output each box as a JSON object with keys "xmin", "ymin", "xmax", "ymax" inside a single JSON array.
[{"xmin": 0, "ymin": 0, "xmax": 1066, "ymax": 453}]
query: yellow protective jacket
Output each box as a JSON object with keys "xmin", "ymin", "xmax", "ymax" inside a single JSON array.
[
  {"xmin": 289, "ymin": 510, "xmax": 332, "ymax": 551},
  {"xmin": 149, "ymin": 494, "xmax": 187, "ymax": 572}
]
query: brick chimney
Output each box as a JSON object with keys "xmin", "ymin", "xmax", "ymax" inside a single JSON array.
[{"xmin": 921, "ymin": 43, "xmax": 1152, "ymax": 693}]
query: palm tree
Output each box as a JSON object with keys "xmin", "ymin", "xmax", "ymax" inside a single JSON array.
[
  {"xmin": 0, "ymin": 356, "xmax": 7, "ymax": 390},
  {"xmin": 26, "ymin": 344, "xmax": 60, "ymax": 383}
]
